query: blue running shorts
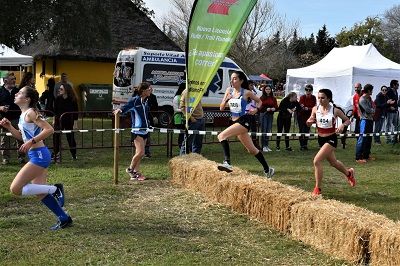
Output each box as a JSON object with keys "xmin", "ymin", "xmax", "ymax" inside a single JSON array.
[{"xmin": 28, "ymin": 146, "xmax": 51, "ymax": 168}]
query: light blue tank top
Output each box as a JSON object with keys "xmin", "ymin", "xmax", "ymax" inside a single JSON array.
[
  {"xmin": 18, "ymin": 108, "xmax": 42, "ymax": 143},
  {"xmin": 227, "ymin": 88, "xmax": 247, "ymax": 117}
]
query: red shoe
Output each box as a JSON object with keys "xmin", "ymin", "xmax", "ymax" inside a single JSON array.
[
  {"xmin": 346, "ymin": 168, "xmax": 356, "ymax": 186},
  {"xmin": 136, "ymin": 172, "xmax": 147, "ymax": 181},
  {"xmin": 312, "ymin": 187, "xmax": 322, "ymax": 195},
  {"xmin": 356, "ymin": 159, "xmax": 366, "ymax": 163},
  {"xmin": 366, "ymin": 157, "xmax": 376, "ymax": 161}
]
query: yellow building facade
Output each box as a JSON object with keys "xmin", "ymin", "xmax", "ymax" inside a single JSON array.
[{"xmin": 34, "ymin": 59, "xmax": 114, "ymax": 110}]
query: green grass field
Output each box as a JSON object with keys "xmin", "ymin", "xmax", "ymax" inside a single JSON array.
[{"xmin": 0, "ymin": 122, "xmax": 399, "ymax": 265}]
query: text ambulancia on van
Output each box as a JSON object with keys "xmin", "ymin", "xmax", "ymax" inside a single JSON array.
[{"xmin": 112, "ymin": 47, "xmax": 243, "ymax": 126}]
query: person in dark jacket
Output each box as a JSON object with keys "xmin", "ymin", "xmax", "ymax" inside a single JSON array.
[
  {"xmin": 39, "ymin": 78, "xmax": 56, "ymax": 115},
  {"xmin": 144, "ymin": 88, "xmax": 158, "ymax": 158},
  {"xmin": 113, "ymin": 82, "xmax": 152, "ymax": 181},
  {"xmin": 385, "ymin": 80, "xmax": 399, "ymax": 144},
  {"xmin": 53, "ymin": 83, "xmax": 79, "ymax": 161},
  {"xmin": 276, "ymin": 92, "xmax": 302, "ymax": 151},
  {"xmin": 0, "ymin": 72, "xmax": 25, "ymax": 164},
  {"xmin": 373, "ymin": 85, "xmax": 391, "ymax": 144}
]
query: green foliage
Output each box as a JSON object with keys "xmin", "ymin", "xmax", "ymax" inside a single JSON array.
[
  {"xmin": 336, "ymin": 16, "xmax": 384, "ymax": 48},
  {"xmin": 0, "ymin": 0, "xmax": 154, "ymax": 50}
]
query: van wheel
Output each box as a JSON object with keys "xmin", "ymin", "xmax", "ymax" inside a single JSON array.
[{"xmin": 158, "ymin": 107, "xmax": 173, "ymax": 128}]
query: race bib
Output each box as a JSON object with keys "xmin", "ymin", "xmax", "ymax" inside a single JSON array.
[{"xmin": 228, "ymin": 98, "xmax": 243, "ymax": 114}]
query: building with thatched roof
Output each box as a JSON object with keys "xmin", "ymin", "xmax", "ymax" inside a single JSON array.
[{"xmin": 18, "ymin": 0, "xmax": 181, "ymax": 108}]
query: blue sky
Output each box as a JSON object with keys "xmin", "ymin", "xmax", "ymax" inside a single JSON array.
[{"xmin": 144, "ymin": 0, "xmax": 398, "ymax": 37}]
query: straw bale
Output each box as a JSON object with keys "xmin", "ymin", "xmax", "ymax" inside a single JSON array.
[
  {"xmin": 369, "ymin": 221, "xmax": 400, "ymax": 265},
  {"xmin": 170, "ymin": 154, "xmax": 317, "ymax": 232},
  {"xmin": 291, "ymin": 199, "xmax": 392, "ymax": 264}
]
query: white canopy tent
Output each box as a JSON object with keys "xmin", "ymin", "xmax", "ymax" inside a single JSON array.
[
  {"xmin": 0, "ymin": 44, "xmax": 33, "ymax": 66},
  {"xmin": 286, "ymin": 44, "xmax": 400, "ymax": 111},
  {"xmin": 0, "ymin": 44, "xmax": 34, "ymax": 85}
]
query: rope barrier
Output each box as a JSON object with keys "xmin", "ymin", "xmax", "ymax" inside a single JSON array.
[{"xmin": 1, "ymin": 127, "xmax": 398, "ymax": 138}]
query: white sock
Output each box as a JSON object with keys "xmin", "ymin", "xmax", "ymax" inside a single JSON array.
[{"xmin": 21, "ymin": 184, "xmax": 57, "ymax": 196}]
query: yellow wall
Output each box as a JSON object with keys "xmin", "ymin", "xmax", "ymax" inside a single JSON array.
[{"xmin": 36, "ymin": 59, "xmax": 115, "ymax": 110}]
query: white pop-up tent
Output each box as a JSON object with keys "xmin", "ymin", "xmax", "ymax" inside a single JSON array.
[
  {"xmin": 286, "ymin": 44, "xmax": 400, "ymax": 110},
  {"xmin": 0, "ymin": 44, "xmax": 33, "ymax": 67}
]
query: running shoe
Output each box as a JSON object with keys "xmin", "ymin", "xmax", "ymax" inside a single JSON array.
[
  {"xmin": 356, "ymin": 159, "xmax": 366, "ymax": 163},
  {"xmin": 52, "ymin": 183, "xmax": 65, "ymax": 207},
  {"xmin": 217, "ymin": 161, "xmax": 233, "ymax": 173},
  {"xmin": 285, "ymin": 147, "xmax": 294, "ymax": 151},
  {"xmin": 126, "ymin": 168, "xmax": 138, "ymax": 180},
  {"xmin": 51, "ymin": 216, "xmax": 73, "ymax": 230},
  {"xmin": 346, "ymin": 168, "xmax": 356, "ymax": 187},
  {"xmin": 366, "ymin": 157, "xmax": 376, "ymax": 161},
  {"xmin": 264, "ymin": 167, "xmax": 275, "ymax": 179},
  {"xmin": 135, "ymin": 172, "xmax": 147, "ymax": 181},
  {"xmin": 312, "ymin": 187, "xmax": 322, "ymax": 195}
]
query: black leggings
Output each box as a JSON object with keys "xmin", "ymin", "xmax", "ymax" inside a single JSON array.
[
  {"xmin": 54, "ymin": 123, "xmax": 76, "ymax": 157},
  {"xmin": 276, "ymin": 114, "xmax": 291, "ymax": 148}
]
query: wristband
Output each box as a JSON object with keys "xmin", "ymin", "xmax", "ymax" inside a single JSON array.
[{"xmin": 31, "ymin": 137, "xmax": 37, "ymax": 144}]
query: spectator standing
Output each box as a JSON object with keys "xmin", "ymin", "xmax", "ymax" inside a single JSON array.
[
  {"xmin": 54, "ymin": 73, "xmax": 73, "ymax": 99},
  {"xmin": 259, "ymin": 85, "xmax": 278, "ymax": 152},
  {"xmin": 246, "ymin": 80, "xmax": 259, "ymax": 148},
  {"xmin": 39, "ymin": 78, "xmax": 56, "ymax": 113},
  {"xmin": 179, "ymin": 88, "xmax": 205, "ymax": 155},
  {"xmin": 0, "ymin": 72, "xmax": 25, "ymax": 164},
  {"xmin": 113, "ymin": 82, "xmax": 152, "ymax": 181},
  {"xmin": 19, "ymin": 72, "xmax": 36, "ymax": 89},
  {"xmin": 373, "ymin": 86, "xmax": 391, "ymax": 144},
  {"xmin": 355, "ymin": 84, "xmax": 375, "ymax": 162},
  {"xmin": 276, "ymin": 92, "xmax": 301, "ymax": 151},
  {"xmin": 19, "ymin": 72, "xmax": 42, "ymax": 111},
  {"xmin": 53, "ymin": 83, "xmax": 79, "ymax": 161},
  {"xmin": 385, "ymin": 80, "xmax": 399, "ymax": 144},
  {"xmin": 350, "ymin": 83, "xmax": 362, "ymax": 138},
  {"xmin": 173, "ymin": 83, "xmax": 186, "ymax": 150},
  {"xmin": 298, "ymin": 84, "xmax": 317, "ymax": 150},
  {"xmin": 144, "ymin": 87, "xmax": 158, "ymax": 158}
]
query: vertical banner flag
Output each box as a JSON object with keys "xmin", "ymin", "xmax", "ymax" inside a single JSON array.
[{"xmin": 185, "ymin": 0, "xmax": 257, "ymax": 120}]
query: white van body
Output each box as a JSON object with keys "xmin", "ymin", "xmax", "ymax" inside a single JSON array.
[{"xmin": 112, "ymin": 47, "xmax": 257, "ymax": 125}]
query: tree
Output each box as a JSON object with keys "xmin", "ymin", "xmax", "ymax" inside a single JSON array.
[
  {"xmin": 0, "ymin": 0, "xmax": 51, "ymax": 50},
  {"xmin": 131, "ymin": 0, "xmax": 155, "ymax": 18},
  {"xmin": 315, "ymin": 25, "xmax": 336, "ymax": 56},
  {"xmin": 380, "ymin": 4, "xmax": 400, "ymax": 63},
  {"xmin": 0, "ymin": 0, "xmax": 154, "ymax": 50},
  {"xmin": 336, "ymin": 17, "xmax": 384, "ymax": 48}
]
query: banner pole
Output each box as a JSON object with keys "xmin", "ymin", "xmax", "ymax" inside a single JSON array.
[{"xmin": 113, "ymin": 114, "xmax": 120, "ymax": 185}]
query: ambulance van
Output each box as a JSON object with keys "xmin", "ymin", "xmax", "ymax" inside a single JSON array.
[{"xmin": 112, "ymin": 47, "xmax": 248, "ymax": 126}]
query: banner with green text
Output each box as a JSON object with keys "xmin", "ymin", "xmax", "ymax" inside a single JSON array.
[{"xmin": 185, "ymin": 0, "xmax": 256, "ymax": 119}]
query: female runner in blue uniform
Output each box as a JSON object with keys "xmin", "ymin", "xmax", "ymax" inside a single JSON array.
[
  {"xmin": 113, "ymin": 82, "xmax": 152, "ymax": 181},
  {"xmin": 0, "ymin": 86, "xmax": 72, "ymax": 230},
  {"xmin": 306, "ymin": 89, "xmax": 355, "ymax": 195},
  {"xmin": 217, "ymin": 71, "xmax": 274, "ymax": 178}
]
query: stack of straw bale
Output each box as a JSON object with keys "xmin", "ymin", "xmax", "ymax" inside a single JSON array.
[
  {"xmin": 170, "ymin": 154, "xmax": 316, "ymax": 232},
  {"xmin": 369, "ymin": 221, "xmax": 400, "ymax": 265},
  {"xmin": 169, "ymin": 154, "xmax": 398, "ymax": 264},
  {"xmin": 291, "ymin": 199, "xmax": 393, "ymax": 264}
]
